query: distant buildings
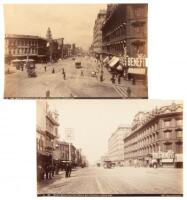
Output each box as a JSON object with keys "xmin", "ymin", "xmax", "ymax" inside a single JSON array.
[
  {"xmin": 5, "ymin": 34, "xmax": 47, "ymax": 64},
  {"xmin": 5, "ymin": 28, "xmax": 82, "ymax": 64},
  {"xmin": 92, "ymin": 9, "xmax": 106, "ymax": 57},
  {"xmin": 108, "ymin": 125, "xmax": 131, "ymax": 165}
]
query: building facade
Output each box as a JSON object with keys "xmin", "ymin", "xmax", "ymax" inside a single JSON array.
[
  {"xmin": 102, "ymin": 4, "xmax": 147, "ymax": 57},
  {"xmin": 63, "ymin": 44, "xmax": 72, "ymax": 58},
  {"xmin": 92, "ymin": 9, "xmax": 106, "ymax": 57},
  {"xmin": 108, "ymin": 125, "xmax": 131, "ymax": 165},
  {"xmin": 49, "ymin": 38, "xmax": 64, "ymax": 61},
  {"xmin": 36, "ymin": 101, "xmax": 60, "ymax": 168},
  {"xmin": 123, "ymin": 103, "xmax": 183, "ymax": 168},
  {"xmin": 5, "ymin": 34, "xmax": 47, "ymax": 63}
]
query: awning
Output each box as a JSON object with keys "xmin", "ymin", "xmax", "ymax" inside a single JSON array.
[
  {"xmin": 11, "ymin": 59, "xmax": 22, "ymax": 63},
  {"xmin": 128, "ymin": 67, "xmax": 146, "ymax": 75},
  {"xmin": 22, "ymin": 59, "xmax": 35, "ymax": 62},
  {"xmin": 108, "ymin": 56, "xmax": 120, "ymax": 68}
]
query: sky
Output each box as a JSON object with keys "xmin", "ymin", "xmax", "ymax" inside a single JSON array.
[
  {"xmin": 47, "ymin": 99, "xmax": 182, "ymax": 164},
  {"xmin": 4, "ymin": 4, "xmax": 106, "ymax": 50}
]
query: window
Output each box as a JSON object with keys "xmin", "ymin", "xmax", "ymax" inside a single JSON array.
[
  {"xmin": 176, "ymin": 119, "xmax": 182, "ymax": 126},
  {"xmin": 165, "ymin": 143, "xmax": 172, "ymax": 151},
  {"xmin": 176, "ymin": 130, "xmax": 182, "ymax": 138},
  {"xmin": 164, "ymin": 120, "xmax": 170, "ymax": 127},
  {"xmin": 176, "ymin": 143, "xmax": 182, "ymax": 154},
  {"xmin": 134, "ymin": 7, "xmax": 145, "ymax": 17},
  {"xmin": 165, "ymin": 131, "xmax": 171, "ymax": 139}
]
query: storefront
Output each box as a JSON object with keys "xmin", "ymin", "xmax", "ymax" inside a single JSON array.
[{"xmin": 128, "ymin": 67, "xmax": 147, "ymax": 84}]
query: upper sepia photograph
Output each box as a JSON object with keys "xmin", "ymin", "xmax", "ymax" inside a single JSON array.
[{"xmin": 4, "ymin": 4, "xmax": 148, "ymax": 99}]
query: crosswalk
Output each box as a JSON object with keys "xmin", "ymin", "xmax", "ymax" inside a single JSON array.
[{"xmin": 113, "ymin": 85, "xmax": 129, "ymax": 98}]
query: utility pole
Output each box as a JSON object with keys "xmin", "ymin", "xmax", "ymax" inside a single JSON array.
[{"xmin": 65, "ymin": 128, "xmax": 74, "ymax": 162}]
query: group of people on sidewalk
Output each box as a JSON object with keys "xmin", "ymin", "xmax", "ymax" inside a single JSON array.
[
  {"xmin": 37, "ymin": 163, "xmax": 59, "ymax": 182},
  {"xmin": 37, "ymin": 162, "xmax": 72, "ymax": 182}
]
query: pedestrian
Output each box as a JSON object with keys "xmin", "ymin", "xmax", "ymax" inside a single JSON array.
[
  {"xmin": 21, "ymin": 65, "xmax": 24, "ymax": 71},
  {"xmin": 52, "ymin": 68, "xmax": 55, "ymax": 73},
  {"xmin": 132, "ymin": 78, "xmax": 136, "ymax": 85},
  {"xmin": 100, "ymin": 74, "xmax": 103, "ymax": 82},
  {"xmin": 45, "ymin": 163, "xmax": 49, "ymax": 180},
  {"xmin": 111, "ymin": 74, "xmax": 115, "ymax": 84},
  {"xmin": 68, "ymin": 163, "xmax": 72, "ymax": 177},
  {"xmin": 37, "ymin": 165, "xmax": 44, "ymax": 182},
  {"xmin": 118, "ymin": 75, "xmax": 121, "ymax": 84},
  {"xmin": 63, "ymin": 71, "xmax": 66, "ymax": 80},
  {"xmin": 44, "ymin": 66, "xmax": 46, "ymax": 72},
  {"xmin": 127, "ymin": 87, "xmax": 131, "ymax": 98},
  {"xmin": 65, "ymin": 163, "xmax": 69, "ymax": 178}
]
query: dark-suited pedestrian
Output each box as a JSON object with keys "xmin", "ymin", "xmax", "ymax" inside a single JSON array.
[
  {"xmin": 65, "ymin": 163, "xmax": 69, "ymax": 178},
  {"xmin": 118, "ymin": 75, "xmax": 121, "ymax": 84},
  {"xmin": 63, "ymin": 71, "xmax": 66, "ymax": 80},
  {"xmin": 44, "ymin": 66, "xmax": 46, "ymax": 72},
  {"xmin": 68, "ymin": 163, "xmax": 72, "ymax": 177},
  {"xmin": 52, "ymin": 68, "xmax": 55, "ymax": 73},
  {"xmin": 127, "ymin": 87, "xmax": 131, "ymax": 98},
  {"xmin": 45, "ymin": 163, "xmax": 50, "ymax": 180}
]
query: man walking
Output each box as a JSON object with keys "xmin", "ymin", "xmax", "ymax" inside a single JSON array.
[
  {"xmin": 65, "ymin": 163, "xmax": 69, "ymax": 178},
  {"xmin": 68, "ymin": 163, "xmax": 72, "ymax": 177},
  {"xmin": 63, "ymin": 71, "xmax": 66, "ymax": 80}
]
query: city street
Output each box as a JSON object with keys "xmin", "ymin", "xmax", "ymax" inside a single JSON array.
[
  {"xmin": 4, "ymin": 56, "xmax": 147, "ymax": 98},
  {"xmin": 37, "ymin": 166, "xmax": 183, "ymax": 196}
]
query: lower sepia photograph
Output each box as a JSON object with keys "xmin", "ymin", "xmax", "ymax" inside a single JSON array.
[{"xmin": 36, "ymin": 100, "xmax": 183, "ymax": 196}]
